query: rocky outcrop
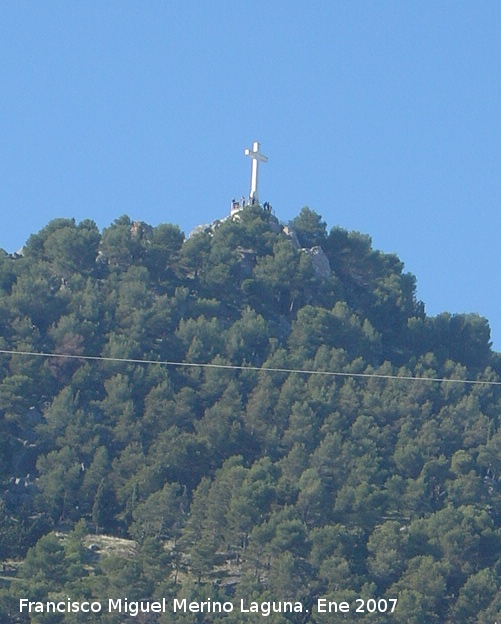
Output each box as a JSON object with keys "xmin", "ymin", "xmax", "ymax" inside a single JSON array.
[
  {"xmin": 282, "ymin": 225, "xmax": 300, "ymax": 248},
  {"xmin": 302, "ymin": 245, "xmax": 331, "ymax": 278},
  {"xmin": 236, "ymin": 247, "xmax": 257, "ymax": 277}
]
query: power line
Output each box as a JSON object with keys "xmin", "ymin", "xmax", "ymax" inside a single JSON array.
[{"xmin": 0, "ymin": 348, "xmax": 499, "ymax": 386}]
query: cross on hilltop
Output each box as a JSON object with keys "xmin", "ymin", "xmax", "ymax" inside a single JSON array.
[
  {"xmin": 245, "ymin": 141, "xmax": 267, "ymax": 205},
  {"xmin": 230, "ymin": 141, "xmax": 270, "ymax": 217}
]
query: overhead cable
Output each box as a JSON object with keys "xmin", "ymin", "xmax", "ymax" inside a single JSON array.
[{"xmin": 0, "ymin": 348, "xmax": 499, "ymax": 386}]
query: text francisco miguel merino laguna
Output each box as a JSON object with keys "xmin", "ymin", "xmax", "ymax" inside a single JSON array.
[{"xmin": 20, "ymin": 598, "xmax": 311, "ymax": 617}]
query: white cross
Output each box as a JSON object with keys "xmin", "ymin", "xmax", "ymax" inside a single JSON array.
[{"xmin": 244, "ymin": 141, "xmax": 268, "ymax": 204}]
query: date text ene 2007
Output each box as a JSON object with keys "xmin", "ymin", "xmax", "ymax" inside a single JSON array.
[{"xmin": 317, "ymin": 598, "xmax": 398, "ymax": 614}]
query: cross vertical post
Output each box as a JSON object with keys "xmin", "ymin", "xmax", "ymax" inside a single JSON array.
[{"xmin": 244, "ymin": 141, "xmax": 268, "ymax": 205}]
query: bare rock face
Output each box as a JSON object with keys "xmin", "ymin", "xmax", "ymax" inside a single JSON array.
[
  {"xmin": 188, "ymin": 224, "xmax": 211, "ymax": 238},
  {"xmin": 130, "ymin": 221, "xmax": 154, "ymax": 239},
  {"xmin": 236, "ymin": 246, "xmax": 257, "ymax": 276},
  {"xmin": 302, "ymin": 245, "xmax": 331, "ymax": 278},
  {"xmin": 282, "ymin": 225, "xmax": 301, "ymax": 248}
]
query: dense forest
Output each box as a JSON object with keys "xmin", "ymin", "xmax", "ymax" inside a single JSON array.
[{"xmin": 1, "ymin": 206, "xmax": 501, "ymax": 623}]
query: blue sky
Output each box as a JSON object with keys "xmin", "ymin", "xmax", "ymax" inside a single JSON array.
[{"xmin": 1, "ymin": 2, "xmax": 501, "ymax": 349}]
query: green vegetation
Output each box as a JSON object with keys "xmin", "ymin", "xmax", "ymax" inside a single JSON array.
[{"xmin": 0, "ymin": 206, "xmax": 500, "ymax": 623}]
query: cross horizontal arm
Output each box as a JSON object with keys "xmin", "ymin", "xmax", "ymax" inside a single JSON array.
[{"xmin": 244, "ymin": 149, "xmax": 268, "ymax": 162}]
